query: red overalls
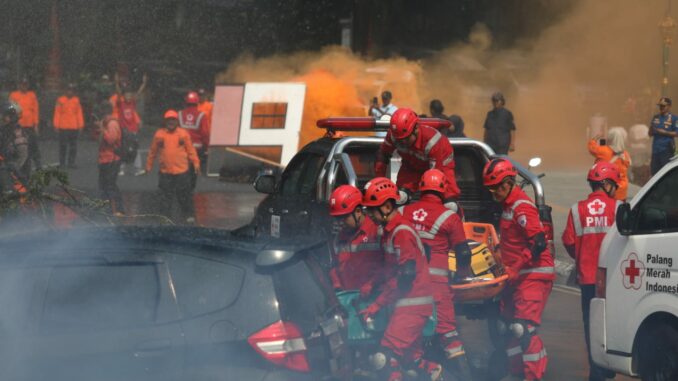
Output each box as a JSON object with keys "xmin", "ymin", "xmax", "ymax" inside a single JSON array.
[
  {"xmin": 178, "ymin": 106, "xmax": 210, "ymax": 150},
  {"xmin": 401, "ymin": 194, "xmax": 466, "ymax": 359},
  {"xmin": 562, "ymin": 190, "xmax": 619, "ymax": 285},
  {"xmin": 499, "ymin": 187, "xmax": 554, "ymax": 380},
  {"xmin": 376, "ymin": 125, "xmax": 460, "ymax": 199},
  {"xmin": 371, "ymin": 213, "xmax": 434, "ymax": 366},
  {"xmin": 329, "ymin": 217, "xmax": 384, "ymax": 290}
]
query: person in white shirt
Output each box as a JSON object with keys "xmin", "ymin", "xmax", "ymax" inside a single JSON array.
[{"xmin": 369, "ymin": 91, "xmax": 398, "ymax": 137}]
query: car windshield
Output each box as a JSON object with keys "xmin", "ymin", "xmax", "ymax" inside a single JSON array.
[{"xmin": 0, "ymin": 2, "xmax": 654, "ymax": 380}]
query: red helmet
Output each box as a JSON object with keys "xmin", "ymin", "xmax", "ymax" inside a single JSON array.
[
  {"xmin": 587, "ymin": 161, "xmax": 621, "ymax": 185},
  {"xmin": 362, "ymin": 177, "xmax": 399, "ymax": 207},
  {"xmin": 329, "ymin": 185, "xmax": 362, "ymax": 216},
  {"xmin": 483, "ymin": 158, "xmax": 517, "ymax": 186},
  {"xmin": 164, "ymin": 109, "xmax": 179, "ymax": 119},
  {"xmin": 185, "ymin": 91, "xmax": 199, "ymax": 104},
  {"xmin": 419, "ymin": 169, "xmax": 446, "ymax": 193},
  {"xmin": 389, "ymin": 108, "xmax": 418, "ymax": 139}
]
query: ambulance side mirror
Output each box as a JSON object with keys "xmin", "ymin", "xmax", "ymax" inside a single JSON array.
[
  {"xmin": 616, "ymin": 203, "xmax": 632, "ymax": 236},
  {"xmin": 254, "ymin": 175, "xmax": 277, "ymax": 194}
]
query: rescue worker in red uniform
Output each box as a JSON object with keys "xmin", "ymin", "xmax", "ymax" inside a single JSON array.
[
  {"xmin": 328, "ymin": 185, "xmax": 383, "ymax": 290},
  {"xmin": 179, "ymin": 91, "xmax": 210, "ymax": 187},
  {"xmin": 400, "ymin": 169, "xmax": 474, "ymax": 379},
  {"xmin": 374, "ymin": 108, "xmax": 460, "ymax": 204},
  {"xmin": 360, "ymin": 177, "xmax": 441, "ymax": 381},
  {"xmin": 482, "ymin": 158, "xmax": 554, "ymax": 381},
  {"xmin": 562, "ymin": 161, "xmax": 620, "ymax": 381}
]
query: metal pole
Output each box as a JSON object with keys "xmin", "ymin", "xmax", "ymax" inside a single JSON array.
[{"xmin": 663, "ymin": 42, "xmax": 670, "ymax": 97}]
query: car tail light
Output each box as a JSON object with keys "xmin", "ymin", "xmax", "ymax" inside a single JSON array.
[
  {"xmin": 595, "ymin": 267, "xmax": 606, "ymax": 298},
  {"xmin": 248, "ymin": 321, "xmax": 310, "ymax": 372}
]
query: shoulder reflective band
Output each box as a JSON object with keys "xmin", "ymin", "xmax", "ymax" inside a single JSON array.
[
  {"xmin": 522, "ymin": 349, "xmax": 547, "ymax": 362},
  {"xmin": 442, "ymin": 152, "xmax": 454, "ymax": 166},
  {"xmin": 424, "ymin": 130, "xmax": 442, "ymax": 156},
  {"xmin": 418, "ymin": 210, "xmax": 455, "ymax": 240},
  {"xmin": 394, "ymin": 295, "xmax": 433, "ymax": 308},
  {"xmin": 502, "ymin": 199, "xmax": 537, "ymax": 221},
  {"xmin": 385, "ymin": 225, "xmax": 426, "ymax": 259},
  {"xmin": 444, "ymin": 330, "xmax": 459, "ymax": 338},
  {"xmin": 518, "ymin": 266, "xmax": 555, "ymax": 275},
  {"xmin": 429, "ymin": 267, "xmax": 449, "ymax": 276}
]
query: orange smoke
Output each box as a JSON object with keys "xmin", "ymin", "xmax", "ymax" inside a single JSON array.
[{"xmin": 293, "ymin": 69, "xmax": 363, "ymax": 147}]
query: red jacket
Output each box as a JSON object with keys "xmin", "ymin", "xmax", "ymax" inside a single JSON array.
[
  {"xmin": 329, "ymin": 217, "xmax": 383, "ymax": 290},
  {"xmin": 98, "ymin": 117, "xmax": 121, "ymax": 164},
  {"xmin": 376, "ymin": 124, "xmax": 460, "ymax": 199},
  {"xmin": 562, "ymin": 191, "xmax": 619, "ymax": 285},
  {"xmin": 401, "ymin": 194, "xmax": 466, "ymax": 282},
  {"xmin": 499, "ymin": 187, "xmax": 555, "ymax": 281},
  {"xmin": 372, "ymin": 213, "xmax": 433, "ymax": 308},
  {"xmin": 179, "ymin": 106, "xmax": 210, "ymax": 149},
  {"xmin": 116, "ymin": 97, "xmax": 141, "ymax": 133}
]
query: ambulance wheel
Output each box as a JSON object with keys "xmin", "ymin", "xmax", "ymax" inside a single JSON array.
[{"xmin": 638, "ymin": 322, "xmax": 678, "ymax": 381}]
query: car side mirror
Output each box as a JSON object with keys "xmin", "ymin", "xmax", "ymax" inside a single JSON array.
[
  {"xmin": 616, "ymin": 202, "xmax": 632, "ymax": 236},
  {"xmin": 254, "ymin": 174, "xmax": 276, "ymax": 194}
]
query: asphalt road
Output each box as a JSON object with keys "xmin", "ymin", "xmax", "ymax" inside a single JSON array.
[{"xmin": 30, "ymin": 135, "xmax": 638, "ymax": 380}]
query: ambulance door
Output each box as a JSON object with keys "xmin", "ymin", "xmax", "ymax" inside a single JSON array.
[{"xmin": 606, "ymin": 166, "xmax": 678, "ymax": 352}]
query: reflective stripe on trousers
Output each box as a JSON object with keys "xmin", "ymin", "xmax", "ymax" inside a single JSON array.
[
  {"xmin": 395, "ymin": 296, "xmax": 434, "ymax": 308},
  {"xmin": 519, "ymin": 266, "xmax": 555, "ymax": 276},
  {"xmin": 429, "ymin": 267, "xmax": 449, "ymax": 276}
]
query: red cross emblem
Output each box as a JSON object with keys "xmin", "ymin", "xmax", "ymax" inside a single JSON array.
[
  {"xmin": 412, "ymin": 208, "xmax": 428, "ymax": 222},
  {"xmin": 620, "ymin": 252, "xmax": 645, "ymax": 290},
  {"xmin": 587, "ymin": 199, "xmax": 606, "ymax": 216}
]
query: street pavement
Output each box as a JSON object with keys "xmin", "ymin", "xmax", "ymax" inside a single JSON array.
[{"xmin": 31, "ymin": 135, "xmax": 639, "ymax": 379}]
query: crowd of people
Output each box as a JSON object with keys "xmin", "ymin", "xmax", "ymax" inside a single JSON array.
[{"xmin": 0, "ymin": 76, "xmax": 214, "ymax": 224}]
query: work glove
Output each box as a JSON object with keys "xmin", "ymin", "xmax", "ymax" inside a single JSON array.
[
  {"xmin": 359, "ymin": 281, "xmax": 374, "ymax": 299},
  {"xmin": 359, "ymin": 302, "xmax": 381, "ymax": 322},
  {"xmin": 530, "ymin": 232, "xmax": 547, "ymax": 261}
]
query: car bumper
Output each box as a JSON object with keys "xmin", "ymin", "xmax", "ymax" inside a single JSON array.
[{"xmin": 590, "ymin": 298, "xmax": 636, "ymax": 376}]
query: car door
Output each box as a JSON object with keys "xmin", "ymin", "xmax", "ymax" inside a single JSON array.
[
  {"xmin": 605, "ymin": 165, "xmax": 678, "ymax": 352},
  {"xmin": 32, "ymin": 259, "xmax": 185, "ymax": 381},
  {"xmin": 264, "ymin": 151, "xmax": 326, "ymax": 237}
]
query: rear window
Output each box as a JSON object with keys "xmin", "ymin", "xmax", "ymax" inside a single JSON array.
[
  {"xmin": 42, "ymin": 264, "xmax": 160, "ymax": 333},
  {"xmin": 272, "ymin": 256, "xmax": 333, "ymax": 331},
  {"xmin": 166, "ymin": 253, "xmax": 245, "ymax": 319}
]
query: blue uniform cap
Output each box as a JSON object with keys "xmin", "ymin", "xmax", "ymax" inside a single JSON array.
[{"xmin": 657, "ymin": 97, "xmax": 672, "ymax": 106}]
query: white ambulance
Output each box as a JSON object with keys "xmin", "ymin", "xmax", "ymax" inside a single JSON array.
[{"xmin": 590, "ymin": 156, "xmax": 678, "ymax": 380}]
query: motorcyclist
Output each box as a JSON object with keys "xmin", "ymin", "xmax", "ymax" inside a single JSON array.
[
  {"xmin": 360, "ymin": 177, "xmax": 441, "ymax": 381},
  {"xmin": 482, "ymin": 158, "xmax": 554, "ymax": 381},
  {"xmin": 374, "ymin": 108, "xmax": 460, "ymax": 206},
  {"xmin": 400, "ymin": 169, "xmax": 474, "ymax": 379},
  {"xmin": 328, "ymin": 185, "xmax": 383, "ymax": 291}
]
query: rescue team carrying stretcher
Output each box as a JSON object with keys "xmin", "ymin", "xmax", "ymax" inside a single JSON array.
[{"xmin": 327, "ymin": 108, "xmax": 559, "ymax": 381}]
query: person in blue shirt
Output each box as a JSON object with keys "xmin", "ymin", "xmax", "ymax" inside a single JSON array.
[{"xmin": 649, "ymin": 97, "xmax": 678, "ymax": 175}]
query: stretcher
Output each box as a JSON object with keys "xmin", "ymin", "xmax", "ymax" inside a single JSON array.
[{"xmin": 449, "ymin": 222, "xmax": 508, "ymax": 302}]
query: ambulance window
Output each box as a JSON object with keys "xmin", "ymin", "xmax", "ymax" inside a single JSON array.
[{"xmin": 634, "ymin": 167, "xmax": 678, "ymax": 233}]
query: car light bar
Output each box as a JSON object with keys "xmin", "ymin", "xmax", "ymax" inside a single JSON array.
[{"xmin": 316, "ymin": 117, "xmax": 451, "ymax": 131}]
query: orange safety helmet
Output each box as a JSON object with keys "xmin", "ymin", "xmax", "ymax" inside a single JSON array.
[
  {"xmin": 483, "ymin": 158, "xmax": 517, "ymax": 187},
  {"xmin": 587, "ymin": 161, "xmax": 621, "ymax": 185},
  {"xmin": 185, "ymin": 91, "xmax": 200, "ymax": 104},
  {"xmin": 329, "ymin": 185, "xmax": 362, "ymax": 216},
  {"xmin": 362, "ymin": 177, "xmax": 399, "ymax": 207},
  {"xmin": 419, "ymin": 169, "xmax": 446, "ymax": 193},
  {"xmin": 164, "ymin": 109, "xmax": 179, "ymax": 119},
  {"xmin": 389, "ymin": 108, "xmax": 419, "ymax": 139}
]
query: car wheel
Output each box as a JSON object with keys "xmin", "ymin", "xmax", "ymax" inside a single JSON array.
[{"xmin": 639, "ymin": 322, "xmax": 678, "ymax": 381}]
